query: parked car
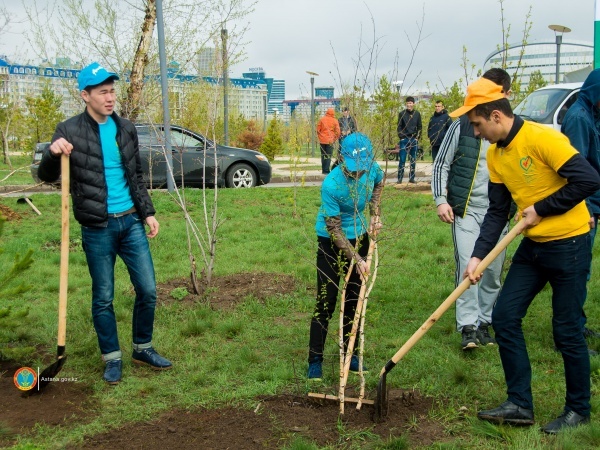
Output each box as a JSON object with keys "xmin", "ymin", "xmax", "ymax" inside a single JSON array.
[
  {"xmin": 136, "ymin": 124, "xmax": 271, "ymax": 188},
  {"xmin": 513, "ymin": 83, "xmax": 582, "ymax": 131},
  {"xmin": 30, "ymin": 142, "xmax": 51, "ymax": 183},
  {"xmin": 31, "ymin": 124, "xmax": 272, "ymax": 188}
]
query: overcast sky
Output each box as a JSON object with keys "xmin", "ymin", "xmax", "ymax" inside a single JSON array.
[
  {"xmin": 1, "ymin": 0, "xmax": 595, "ymax": 100},
  {"xmin": 238, "ymin": 0, "xmax": 595, "ymax": 98}
]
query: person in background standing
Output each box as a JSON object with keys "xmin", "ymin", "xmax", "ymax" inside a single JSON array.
[
  {"xmin": 317, "ymin": 108, "xmax": 341, "ymax": 175},
  {"xmin": 427, "ymin": 100, "xmax": 452, "ymax": 161},
  {"xmin": 338, "ymin": 107, "xmax": 357, "ymax": 143},
  {"xmin": 396, "ymin": 96, "xmax": 422, "ymax": 184}
]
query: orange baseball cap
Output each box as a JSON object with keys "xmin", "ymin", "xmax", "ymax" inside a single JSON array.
[{"xmin": 449, "ymin": 78, "xmax": 505, "ymax": 118}]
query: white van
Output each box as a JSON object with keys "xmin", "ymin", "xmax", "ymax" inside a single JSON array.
[{"xmin": 513, "ymin": 83, "xmax": 582, "ymax": 131}]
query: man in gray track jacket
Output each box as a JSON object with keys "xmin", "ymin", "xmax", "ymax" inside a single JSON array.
[{"xmin": 431, "ymin": 68, "xmax": 511, "ymax": 350}]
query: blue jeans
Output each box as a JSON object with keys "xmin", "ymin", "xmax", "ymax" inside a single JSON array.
[
  {"xmin": 81, "ymin": 212, "xmax": 157, "ymax": 359},
  {"xmin": 398, "ymin": 137, "xmax": 417, "ymax": 182},
  {"xmin": 493, "ymin": 234, "xmax": 591, "ymax": 415}
]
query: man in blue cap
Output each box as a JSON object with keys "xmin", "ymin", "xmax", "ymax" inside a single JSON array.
[
  {"xmin": 38, "ymin": 61, "xmax": 172, "ymax": 385},
  {"xmin": 307, "ymin": 132, "xmax": 384, "ymax": 380}
]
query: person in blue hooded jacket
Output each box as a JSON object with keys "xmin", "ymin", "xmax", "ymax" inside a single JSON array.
[
  {"xmin": 561, "ymin": 68, "xmax": 600, "ymax": 340},
  {"xmin": 307, "ymin": 132, "xmax": 384, "ymax": 380}
]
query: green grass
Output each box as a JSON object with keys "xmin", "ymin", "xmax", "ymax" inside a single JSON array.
[
  {"xmin": 1, "ymin": 186, "xmax": 600, "ymax": 449},
  {"xmin": 0, "ymin": 154, "xmax": 36, "ymax": 186}
]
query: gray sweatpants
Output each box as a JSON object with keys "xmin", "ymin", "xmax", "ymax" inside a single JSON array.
[{"xmin": 452, "ymin": 208, "xmax": 508, "ymax": 331}]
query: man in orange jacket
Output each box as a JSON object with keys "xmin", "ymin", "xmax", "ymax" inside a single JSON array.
[{"xmin": 317, "ymin": 108, "xmax": 341, "ymax": 174}]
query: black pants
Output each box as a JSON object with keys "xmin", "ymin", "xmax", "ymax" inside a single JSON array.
[
  {"xmin": 308, "ymin": 235, "xmax": 369, "ymax": 362},
  {"xmin": 431, "ymin": 145, "xmax": 441, "ymax": 162},
  {"xmin": 320, "ymin": 143, "xmax": 334, "ymax": 174}
]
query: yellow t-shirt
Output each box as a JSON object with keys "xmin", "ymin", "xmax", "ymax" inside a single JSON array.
[{"xmin": 487, "ymin": 121, "xmax": 589, "ymax": 242}]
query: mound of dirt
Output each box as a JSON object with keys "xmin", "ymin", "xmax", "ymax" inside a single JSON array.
[
  {"xmin": 0, "ymin": 202, "xmax": 21, "ymax": 221},
  {"xmin": 157, "ymin": 272, "xmax": 299, "ymax": 310}
]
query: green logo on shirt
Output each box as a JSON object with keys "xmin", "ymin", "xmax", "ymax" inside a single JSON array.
[{"xmin": 520, "ymin": 156, "xmax": 533, "ymax": 172}]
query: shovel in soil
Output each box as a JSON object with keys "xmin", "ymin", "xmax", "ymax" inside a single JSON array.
[
  {"xmin": 374, "ymin": 219, "xmax": 527, "ymax": 421},
  {"xmin": 35, "ymin": 154, "xmax": 70, "ymax": 393}
]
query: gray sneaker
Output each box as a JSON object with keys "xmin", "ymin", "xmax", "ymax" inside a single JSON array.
[
  {"xmin": 477, "ymin": 323, "xmax": 497, "ymax": 346},
  {"xmin": 461, "ymin": 325, "xmax": 479, "ymax": 350}
]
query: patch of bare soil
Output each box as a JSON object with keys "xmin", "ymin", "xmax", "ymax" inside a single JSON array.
[
  {"xmin": 157, "ymin": 272, "xmax": 299, "ymax": 310},
  {"xmin": 71, "ymin": 391, "xmax": 447, "ymax": 449},
  {"xmin": 0, "ymin": 202, "xmax": 21, "ymax": 221},
  {"xmin": 0, "ymin": 360, "xmax": 96, "ymax": 447}
]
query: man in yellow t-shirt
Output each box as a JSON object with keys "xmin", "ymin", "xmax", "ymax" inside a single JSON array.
[{"xmin": 451, "ymin": 77, "xmax": 600, "ymax": 434}]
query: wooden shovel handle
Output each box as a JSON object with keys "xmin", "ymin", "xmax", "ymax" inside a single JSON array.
[
  {"xmin": 379, "ymin": 219, "xmax": 527, "ymax": 375},
  {"xmin": 58, "ymin": 154, "xmax": 70, "ymax": 347}
]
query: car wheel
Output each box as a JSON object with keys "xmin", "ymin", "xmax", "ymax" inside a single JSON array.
[
  {"xmin": 226, "ymin": 163, "xmax": 257, "ymax": 188},
  {"xmin": 387, "ymin": 152, "xmax": 397, "ymax": 161}
]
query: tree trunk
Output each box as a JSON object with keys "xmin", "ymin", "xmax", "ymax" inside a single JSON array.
[
  {"xmin": 1, "ymin": 127, "xmax": 12, "ymax": 169},
  {"xmin": 121, "ymin": 0, "xmax": 156, "ymax": 121}
]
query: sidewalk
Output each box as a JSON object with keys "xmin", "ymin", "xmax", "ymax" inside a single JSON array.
[{"xmin": 269, "ymin": 156, "xmax": 433, "ymax": 185}]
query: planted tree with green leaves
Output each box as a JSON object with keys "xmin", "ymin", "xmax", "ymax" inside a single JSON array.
[{"xmin": 259, "ymin": 117, "xmax": 283, "ymax": 161}]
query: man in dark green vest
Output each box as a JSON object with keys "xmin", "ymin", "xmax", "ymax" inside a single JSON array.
[{"xmin": 431, "ymin": 68, "xmax": 511, "ymax": 350}]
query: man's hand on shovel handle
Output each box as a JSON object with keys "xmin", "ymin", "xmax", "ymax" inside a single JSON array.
[
  {"xmin": 50, "ymin": 138, "xmax": 74, "ymax": 156},
  {"xmin": 465, "ymin": 257, "xmax": 483, "ymax": 284}
]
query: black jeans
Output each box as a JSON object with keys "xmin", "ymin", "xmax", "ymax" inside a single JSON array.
[
  {"xmin": 493, "ymin": 234, "xmax": 591, "ymax": 415},
  {"xmin": 431, "ymin": 145, "xmax": 441, "ymax": 162},
  {"xmin": 308, "ymin": 235, "xmax": 369, "ymax": 362},
  {"xmin": 319, "ymin": 143, "xmax": 334, "ymax": 174}
]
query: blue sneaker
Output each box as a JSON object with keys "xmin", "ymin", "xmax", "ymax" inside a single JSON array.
[
  {"xmin": 103, "ymin": 359, "xmax": 122, "ymax": 385},
  {"xmin": 307, "ymin": 361, "xmax": 323, "ymax": 381},
  {"xmin": 132, "ymin": 347, "xmax": 172, "ymax": 370},
  {"xmin": 349, "ymin": 355, "xmax": 368, "ymax": 374}
]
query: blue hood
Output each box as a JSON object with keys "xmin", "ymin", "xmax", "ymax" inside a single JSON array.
[{"xmin": 578, "ymin": 69, "xmax": 600, "ymax": 111}]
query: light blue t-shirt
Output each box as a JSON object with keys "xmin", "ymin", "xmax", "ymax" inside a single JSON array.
[
  {"xmin": 99, "ymin": 117, "xmax": 134, "ymax": 214},
  {"xmin": 315, "ymin": 163, "xmax": 384, "ymax": 239}
]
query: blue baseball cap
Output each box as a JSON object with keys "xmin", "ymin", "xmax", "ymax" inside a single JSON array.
[
  {"xmin": 340, "ymin": 132, "xmax": 374, "ymax": 172},
  {"xmin": 77, "ymin": 62, "xmax": 119, "ymax": 91}
]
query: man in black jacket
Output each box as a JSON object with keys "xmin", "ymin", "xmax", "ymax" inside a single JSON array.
[
  {"xmin": 396, "ymin": 96, "xmax": 422, "ymax": 183},
  {"xmin": 38, "ymin": 62, "xmax": 172, "ymax": 385},
  {"xmin": 427, "ymin": 100, "xmax": 452, "ymax": 161}
]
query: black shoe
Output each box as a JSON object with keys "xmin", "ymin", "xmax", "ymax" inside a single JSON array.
[
  {"xmin": 103, "ymin": 359, "xmax": 122, "ymax": 385},
  {"xmin": 542, "ymin": 410, "xmax": 589, "ymax": 434},
  {"xmin": 408, "ymin": 179, "xmax": 416, "ymax": 184},
  {"xmin": 478, "ymin": 401, "xmax": 534, "ymax": 425},
  {"xmin": 477, "ymin": 323, "xmax": 496, "ymax": 346},
  {"xmin": 132, "ymin": 347, "xmax": 173, "ymax": 370},
  {"xmin": 583, "ymin": 327, "xmax": 600, "ymax": 339},
  {"xmin": 461, "ymin": 325, "xmax": 479, "ymax": 350}
]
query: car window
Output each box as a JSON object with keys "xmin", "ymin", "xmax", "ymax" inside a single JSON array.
[
  {"xmin": 137, "ymin": 126, "xmax": 162, "ymax": 146},
  {"xmin": 557, "ymin": 92, "xmax": 579, "ymax": 125},
  {"xmin": 514, "ymin": 88, "xmax": 573, "ymax": 125}
]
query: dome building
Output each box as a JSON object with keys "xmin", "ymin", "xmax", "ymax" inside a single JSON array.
[{"xmin": 483, "ymin": 39, "xmax": 592, "ymax": 88}]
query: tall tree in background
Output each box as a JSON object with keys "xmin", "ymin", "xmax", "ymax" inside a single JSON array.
[
  {"xmin": 123, "ymin": 0, "xmax": 156, "ymax": 121},
  {"xmin": 0, "ymin": 98, "xmax": 24, "ymax": 168},
  {"xmin": 25, "ymin": 84, "xmax": 65, "ymax": 145}
]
